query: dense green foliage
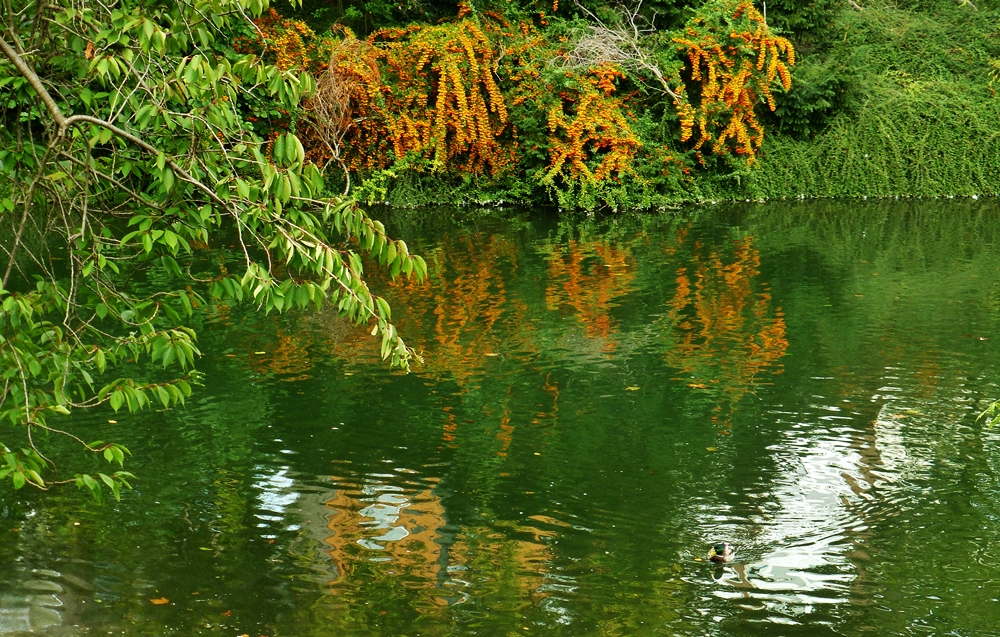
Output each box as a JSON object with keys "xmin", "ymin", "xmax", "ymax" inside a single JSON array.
[
  {"xmin": 723, "ymin": 0, "xmax": 1000, "ymax": 201},
  {"xmin": 0, "ymin": 0, "xmax": 427, "ymax": 499}
]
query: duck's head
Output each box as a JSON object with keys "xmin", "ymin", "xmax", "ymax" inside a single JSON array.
[{"xmin": 708, "ymin": 542, "xmax": 734, "ymax": 563}]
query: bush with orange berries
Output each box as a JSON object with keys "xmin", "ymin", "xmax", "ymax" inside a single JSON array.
[{"xmin": 236, "ymin": 0, "xmax": 794, "ymax": 208}]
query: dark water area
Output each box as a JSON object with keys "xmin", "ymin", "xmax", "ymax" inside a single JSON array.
[{"xmin": 2, "ymin": 200, "xmax": 1000, "ymax": 636}]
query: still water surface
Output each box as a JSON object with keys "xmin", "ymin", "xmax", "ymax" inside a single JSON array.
[{"xmin": 2, "ymin": 201, "xmax": 1000, "ymax": 636}]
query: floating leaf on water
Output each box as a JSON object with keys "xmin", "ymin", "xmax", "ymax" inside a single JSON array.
[
  {"xmin": 150, "ymin": 598, "xmax": 169, "ymax": 605},
  {"xmin": 706, "ymin": 447, "xmax": 718, "ymax": 451},
  {"xmin": 625, "ymin": 386, "xmax": 640, "ymax": 391}
]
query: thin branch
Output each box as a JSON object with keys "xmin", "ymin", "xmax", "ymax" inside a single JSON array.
[{"xmin": 561, "ymin": 0, "xmax": 682, "ymax": 100}]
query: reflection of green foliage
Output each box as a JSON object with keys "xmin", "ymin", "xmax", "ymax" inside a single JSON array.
[{"xmin": 6, "ymin": 200, "xmax": 1000, "ymax": 635}]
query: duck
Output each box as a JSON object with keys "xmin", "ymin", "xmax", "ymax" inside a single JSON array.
[{"xmin": 708, "ymin": 542, "xmax": 734, "ymax": 563}]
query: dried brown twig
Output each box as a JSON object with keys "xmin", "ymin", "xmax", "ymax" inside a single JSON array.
[
  {"xmin": 559, "ymin": 0, "xmax": 682, "ymax": 100},
  {"xmin": 307, "ymin": 38, "xmax": 371, "ymax": 195}
]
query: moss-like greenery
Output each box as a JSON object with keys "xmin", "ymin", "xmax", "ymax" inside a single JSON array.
[{"xmin": 727, "ymin": 0, "xmax": 1000, "ymax": 201}]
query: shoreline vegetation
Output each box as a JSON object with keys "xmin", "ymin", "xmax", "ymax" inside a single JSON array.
[{"xmin": 248, "ymin": 0, "xmax": 1000, "ymax": 210}]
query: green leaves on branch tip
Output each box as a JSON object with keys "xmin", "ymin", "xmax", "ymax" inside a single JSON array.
[
  {"xmin": 75, "ymin": 470, "xmax": 135, "ymax": 503},
  {"xmin": 979, "ymin": 400, "xmax": 1000, "ymax": 428}
]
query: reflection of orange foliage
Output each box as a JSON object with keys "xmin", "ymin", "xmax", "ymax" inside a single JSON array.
[
  {"xmin": 320, "ymin": 475, "xmax": 553, "ymax": 613},
  {"xmin": 324, "ymin": 476, "xmax": 447, "ymax": 590},
  {"xmin": 449, "ymin": 522, "xmax": 552, "ymax": 602},
  {"xmin": 382, "ymin": 234, "xmax": 533, "ymax": 383},
  {"xmin": 912, "ymin": 356, "xmax": 941, "ymax": 399},
  {"xmin": 245, "ymin": 321, "xmax": 315, "ymax": 381},
  {"xmin": 543, "ymin": 240, "xmax": 636, "ymax": 349},
  {"xmin": 665, "ymin": 235, "xmax": 787, "ymax": 408}
]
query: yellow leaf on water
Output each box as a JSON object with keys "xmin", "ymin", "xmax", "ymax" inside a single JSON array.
[
  {"xmin": 625, "ymin": 386, "xmax": 640, "ymax": 391},
  {"xmin": 150, "ymin": 598, "xmax": 169, "ymax": 605},
  {"xmin": 706, "ymin": 447, "xmax": 718, "ymax": 452}
]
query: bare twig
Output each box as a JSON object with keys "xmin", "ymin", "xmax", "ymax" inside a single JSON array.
[
  {"xmin": 560, "ymin": 0, "xmax": 682, "ymax": 100},
  {"xmin": 310, "ymin": 38, "xmax": 373, "ymax": 195}
]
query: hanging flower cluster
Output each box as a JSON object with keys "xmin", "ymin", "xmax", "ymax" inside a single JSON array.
[
  {"xmin": 330, "ymin": 18, "xmax": 514, "ymax": 175},
  {"xmin": 672, "ymin": 1, "xmax": 794, "ymax": 161},
  {"xmin": 541, "ymin": 64, "xmax": 643, "ymax": 185}
]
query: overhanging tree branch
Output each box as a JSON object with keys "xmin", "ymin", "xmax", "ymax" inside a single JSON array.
[{"xmin": 1, "ymin": 35, "xmax": 229, "ymax": 210}]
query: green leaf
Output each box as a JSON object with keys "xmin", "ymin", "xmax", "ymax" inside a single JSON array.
[
  {"xmin": 161, "ymin": 168, "xmax": 175, "ymax": 192},
  {"xmin": 273, "ymin": 135, "xmax": 286, "ymax": 163},
  {"xmin": 156, "ymin": 385, "xmax": 170, "ymax": 407},
  {"xmin": 375, "ymin": 297, "xmax": 391, "ymax": 321}
]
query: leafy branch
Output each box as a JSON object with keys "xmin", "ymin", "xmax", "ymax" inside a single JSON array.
[{"xmin": 0, "ymin": 0, "xmax": 425, "ymax": 500}]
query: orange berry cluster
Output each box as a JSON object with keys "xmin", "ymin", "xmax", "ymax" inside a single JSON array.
[
  {"xmin": 330, "ymin": 19, "xmax": 513, "ymax": 176},
  {"xmin": 672, "ymin": 1, "xmax": 793, "ymax": 162},
  {"xmin": 542, "ymin": 64, "xmax": 642, "ymax": 184},
  {"xmin": 235, "ymin": 9, "xmax": 332, "ymax": 73}
]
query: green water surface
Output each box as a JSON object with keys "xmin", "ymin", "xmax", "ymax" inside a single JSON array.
[{"xmin": 2, "ymin": 200, "xmax": 1000, "ymax": 636}]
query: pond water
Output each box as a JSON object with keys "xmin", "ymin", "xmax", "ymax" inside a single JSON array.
[{"xmin": 2, "ymin": 200, "xmax": 1000, "ymax": 636}]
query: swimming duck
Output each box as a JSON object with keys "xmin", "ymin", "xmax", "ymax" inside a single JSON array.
[{"xmin": 708, "ymin": 542, "xmax": 734, "ymax": 563}]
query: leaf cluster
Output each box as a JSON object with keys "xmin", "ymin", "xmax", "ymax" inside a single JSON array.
[{"xmin": 0, "ymin": 0, "xmax": 426, "ymax": 499}]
